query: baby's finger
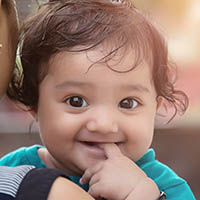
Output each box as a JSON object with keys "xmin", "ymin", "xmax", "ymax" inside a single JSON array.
[
  {"xmin": 88, "ymin": 172, "xmax": 100, "ymax": 187},
  {"xmin": 98, "ymin": 143, "xmax": 122, "ymax": 159},
  {"xmin": 88, "ymin": 182, "xmax": 104, "ymax": 199},
  {"xmin": 80, "ymin": 162, "xmax": 103, "ymax": 185}
]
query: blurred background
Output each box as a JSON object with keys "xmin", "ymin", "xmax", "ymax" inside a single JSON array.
[{"xmin": 0, "ymin": 0, "xmax": 199, "ymax": 198}]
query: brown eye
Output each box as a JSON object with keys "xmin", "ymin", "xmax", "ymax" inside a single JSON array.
[
  {"xmin": 66, "ymin": 96, "xmax": 88, "ymax": 108},
  {"xmin": 119, "ymin": 98, "xmax": 139, "ymax": 109}
]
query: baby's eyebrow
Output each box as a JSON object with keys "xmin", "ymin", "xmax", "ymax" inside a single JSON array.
[
  {"xmin": 56, "ymin": 81, "xmax": 150, "ymax": 93},
  {"xmin": 120, "ymin": 84, "xmax": 150, "ymax": 93},
  {"xmin": 55, "ymin": 81, "xmax": 91, "ymax": 89}
]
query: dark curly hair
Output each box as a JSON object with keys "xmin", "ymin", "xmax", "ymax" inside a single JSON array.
[{"xmin": 7, "ymin": 0, "xmax": 188, "ymax": 121}]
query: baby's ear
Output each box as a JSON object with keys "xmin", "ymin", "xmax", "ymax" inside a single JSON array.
[{"xmin": 156, "ymin": 96, "xmax": 163, "ymax": 110}]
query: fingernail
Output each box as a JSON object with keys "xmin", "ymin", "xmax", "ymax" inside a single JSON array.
[{"xmin": 79, "ymin": 178, "xmax": 83, "ymax": 185}]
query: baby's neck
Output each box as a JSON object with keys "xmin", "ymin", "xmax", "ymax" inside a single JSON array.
[
  {"xmin": 37, "ymin": 147, "xmax": 78, "ymax": 176},
  {"xmin": 38, "ymin": 148, "xmax": 56, "ymax": 168}
]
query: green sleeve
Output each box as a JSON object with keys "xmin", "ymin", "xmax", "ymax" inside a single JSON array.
[
  {"xmin": 0, "ymin": 145, "xmax": 46, "ymax": 168},
  {"xmin": 136, "ymin": 149, "xmax": 196, "ymax": 199}
]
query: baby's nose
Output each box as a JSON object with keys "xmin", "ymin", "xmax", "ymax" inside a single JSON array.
[{"xmin": 86, "ymin": 108, "xmax": 119, "ymax": 134}]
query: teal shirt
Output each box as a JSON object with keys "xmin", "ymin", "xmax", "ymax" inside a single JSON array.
[{"xmin": 0, "ymin": 145, "xmax": 195, "ymax": 199}]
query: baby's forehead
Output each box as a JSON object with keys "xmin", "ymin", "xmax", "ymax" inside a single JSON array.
[
  {"xmin": 49, "ymin": 40, "xmax": 153, "ymax": 71},
  {"xmin": 47, "ymin": 45, "xmax": 153, "ymax": 80}
]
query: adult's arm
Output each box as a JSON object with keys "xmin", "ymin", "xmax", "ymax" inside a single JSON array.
[{"xmin": 48, "ymin": 177, "xmax": 94, "ymax": 200}]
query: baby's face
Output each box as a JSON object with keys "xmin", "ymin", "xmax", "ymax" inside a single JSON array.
[
  {"xmin": 0, "ymin": 1, "xmax": 18, "ymax": 99},
  {"xmin": 36, "ymin": 48, "xmax": 159, "ymax": 175}
]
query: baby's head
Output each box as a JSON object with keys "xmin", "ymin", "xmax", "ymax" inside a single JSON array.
[
  {"xmin": 8, "ymin": 0, "xmax": 188, "ymax": 115},
  {"xmin": 8, "ymin": 0, "xmax": 189, "ymax": 173},
  {"xmin": 0, "ymin": 0, "xmax": 18, "ymax": 99}
]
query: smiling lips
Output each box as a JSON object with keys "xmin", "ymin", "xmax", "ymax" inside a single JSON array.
[
  {"xmin": 81, "ymin": 141, "xmax": 120, "ymax": 146},
  {"xmin": 80, "ymin": 141, "xmax": 121, "ymax": 153},
  {"xmin": 78, "ymin": 140, "xmax": 122, "ymax": 160}
]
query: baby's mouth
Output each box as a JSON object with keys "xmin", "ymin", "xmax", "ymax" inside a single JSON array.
[
  {"xmin": 81, "ymin": 141, "xmax": 120, "ymax": 147},
  {"xmin": 79, "ymin": 141, "xmax": 105, "ymax": 156},
  {"xmin": 79, "ymin": 141, "xmax": 122, "ymax": 158},
  {"xmin": 82, "ymin": 141, "xmax": 103, "ymax": 149},
  {"xmin": 84, "ymin": 141, "xmax": 98, "ymax": 146}
]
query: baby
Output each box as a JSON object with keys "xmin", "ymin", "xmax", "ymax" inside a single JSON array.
[{"xmin": 1, "ymin": 0, "xmax": 195, "ymax": 199}]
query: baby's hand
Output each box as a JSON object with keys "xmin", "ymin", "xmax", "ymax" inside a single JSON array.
[{"xmin": 80, "ymin": 143, "xmax": 160, "ymax": 200}]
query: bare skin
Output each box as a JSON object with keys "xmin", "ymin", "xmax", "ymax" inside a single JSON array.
[{"xmin": 48, "ymin": 177, "xmax": 94, "ymax": 200}]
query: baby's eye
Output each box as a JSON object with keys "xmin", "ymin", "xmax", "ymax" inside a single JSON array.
[
  {"xmin": 65, "ymin": 96, "xmax": 88, "ymax": 108},
  {"xmin": 119, "ymin": 98, "xmax": 139, "ymax": 109}
]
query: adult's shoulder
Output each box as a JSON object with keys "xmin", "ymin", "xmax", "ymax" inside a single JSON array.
[{"xmin": 0, "ymin": 166, "xmax": 35, "ymax": 199}]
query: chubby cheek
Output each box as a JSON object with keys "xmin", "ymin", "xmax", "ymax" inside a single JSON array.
[
  {"xmin": 120, "ymin": 119, "xmax": 155, "ymax": 161},
  {"xmin": 38, "ymin": 112, "xmax": 81, "ymax": 150}
]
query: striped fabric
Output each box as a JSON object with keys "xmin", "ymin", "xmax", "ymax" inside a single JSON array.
[{"xmin": 0, "ymin": 166, "xmax": 34, "ymax": 197}]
